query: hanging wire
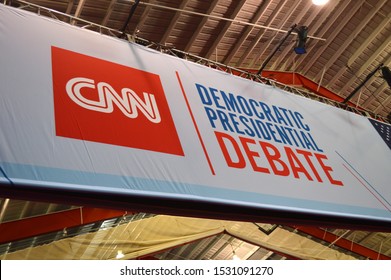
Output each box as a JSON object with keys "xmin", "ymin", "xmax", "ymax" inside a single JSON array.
[
  {"xmin": 356, "ymin": 88, "xmax": 363, "ymax": 108},
  {"xmin": 292, "ymin": 54, "xmax": 296, "ymax": 85},
  {"xmin": 7, "ymin": 0, "xmax": 390, "ymax": 123},
  {"xmin": 119, "ymin": 0, "xmax": 141, "ymax": 38},
  {"xmin": 377, "ymin": 241, "xmax": 384, "ymax": 260},
  {"xmin": 317, "ymin": 68, "xmax": 326, "ymax": 92},
  {"xmin": 315, "ymin": 230, "xmax": 351, "ymax": 258}
]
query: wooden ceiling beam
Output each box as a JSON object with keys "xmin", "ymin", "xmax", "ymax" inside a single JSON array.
[
  {"xmin": 324, "ymin": 0, "xmax": 388, "ymax": 88},
  {"xmin": 184, "ymin": 0, "xmax": 220, "ymax": 52},
  {"xmin": 160, "ymin": 0, "xmax": 191, "ymax": 45},
  {"xmin": 101, "ymin": 0, "xmax": 117, "ymax": 26},
  {"xmin": 341, "ymin": 36, "xmax": 391, "ymax": 103},
  {"xmin": 235, "ymin": 0, "xmax": 285, "ymax": 67},
  {"xmin": 204, "ymin": 0, "xmax": 247, "ymax": 60},
  {"xmin": 223, "ymin": 0, "xmax": 268, "ymax": 65},
  {"xmin": 374, "ymin": 88, "xmax": 391, "ymax": 113},
  {"xmin": 300, "ymin": 0, "xmax": 362, "ymax": 76},
  {"xmin": 65, "ymin": 0, "xmax": 74, "ymax": 15},
  {"xmin": 69, "ymin": 0, "xmax": 86, "ymax": 25},
  {"xmin": 347, "ymin": 15, "xmax": 391, "ymax": 69},
  {"xmin": 247, "ymin": 0, "xmax": 301, "ymax": 69}
]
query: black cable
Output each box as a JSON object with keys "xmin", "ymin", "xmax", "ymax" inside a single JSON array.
[
  {"xmin": 343, "ymin": 63, "xmax": 383, "ymax": 104},
  {"xmin": 120, "ymin": 0, "xmax": 141, "ymax": 38},
  {"xmin": 345, "ymin": 65, "xmax": 388, "ymax": 111}
]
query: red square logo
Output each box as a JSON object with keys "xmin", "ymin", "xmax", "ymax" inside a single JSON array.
[{"xmin": 52, "ymin": 46, "xmax": 184, "ymax": 156}]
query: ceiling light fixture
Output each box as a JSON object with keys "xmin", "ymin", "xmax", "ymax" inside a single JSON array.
[
  {"xmin": 232, "ymin": 251, "xmax": 241, "ymax": 261},
  {"xmin": 312, "ymin": 0, "xmax": 330, "ymax": 5},
  {"xmin": 116, "ymin": 250, "xmax": 125, "ymax": 259},
  {"xmin": 229, "ymin": 242, "xmax": 241, "ymax": 260}
]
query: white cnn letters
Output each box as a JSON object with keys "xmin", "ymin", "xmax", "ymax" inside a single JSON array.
[{"xmin": 66, "ymin": 77, "xmax": 161, "ymax": 123}]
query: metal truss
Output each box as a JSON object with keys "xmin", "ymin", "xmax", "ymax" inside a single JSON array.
[{"xmin": 10, "ymin": 0, "xmax": 390, "ymax": 124}]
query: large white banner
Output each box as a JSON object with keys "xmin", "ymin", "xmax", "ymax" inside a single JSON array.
[{"xmin": 1, "ymin": 5, "xmax": 390, "ymax": 227}]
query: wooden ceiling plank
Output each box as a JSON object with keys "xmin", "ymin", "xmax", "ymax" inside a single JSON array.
[
  {"xmin": 129, "ymin": 0, "xmax": 155, "ymax": 36},
  {"xmin": 347, "ymin": 15, "xmax": 391, "ymax": 68},
  {"xmin": 300, "ymin": 0, "xmax": 363, "ymax": 76},
  {"xmin": 70, "ymin": 0, "xmax": 86, "ymax": 25},
  {"xmin": 184, "ymin": 0, "xmax": 220, "ymax": 52},
  {"xmin": 204, "ymin": 0, "xmax": 247, "ymax": 59},
  {"xmin": 223, "ymin": 0, "xmax": 268, "ymax": 65},
  {"xmin": 65, "ymin": 0, "xmax": 74, "ymax": 15},
  {"xmin": 160, "ymin": 0, "xmax": 191, "ymax": 45},
  {"xmin": 194, "ymin": 235, "xmax": 221, "ymax": 260},
  {"xmin": 101, "ymin": 0, "xmax": 117, "ymax": 26},
  {"xmin": 73, "ymin": 0, "xmax": 86, "ymax": 18},
  {"xmin": 339, "ymin": 35, "xmax": 391, "ymax": 97},
  {"xmin": 323, "ymin": 0, "xmax": 388, "ymax": 87},
  {"xmin": 361, "ymin": 82, "xmax": 388, "ymax": 108},
  {"xmin": 236, "ymin": 0, "xmax": 286, "ymax": 67},
  {"xmin": 247, "ymin": 0, "xmax": 301, "ymax": 69},
  {"xmin": 374, "ymin": 89, "xmax": 391, "ymax": 113}
]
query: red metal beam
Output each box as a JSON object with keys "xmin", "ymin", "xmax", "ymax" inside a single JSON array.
[
  {"xmin": 295, "ymin": 226, "xmax": 391, "ymax": 260},
  {"xmin": 260, "ymin": 71, "xmax": 346, "ymax": 102},
  {"xmin": 261, "ymin": 71, "xmax": 302, "ymax": 87},
  {"xmin": 0, "ymin": 207, "xmax": 128, "ymax": 244},
  {"xmin": 241, "ymin": 69, "xmax": 360, "ymax": 107}
]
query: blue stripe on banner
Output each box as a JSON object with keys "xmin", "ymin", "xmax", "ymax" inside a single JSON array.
[{"xmin": 1, "ymin": 161, "xmax": 391, "ymax": 221}]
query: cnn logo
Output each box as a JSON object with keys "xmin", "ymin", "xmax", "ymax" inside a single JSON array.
[
  {"xmin": 66, "ymin": 77, "xmax": 161, "ymax": 123},
  {"xmin": 52, "ymin": 46, "xmax": 183, "ymax": 156}
]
